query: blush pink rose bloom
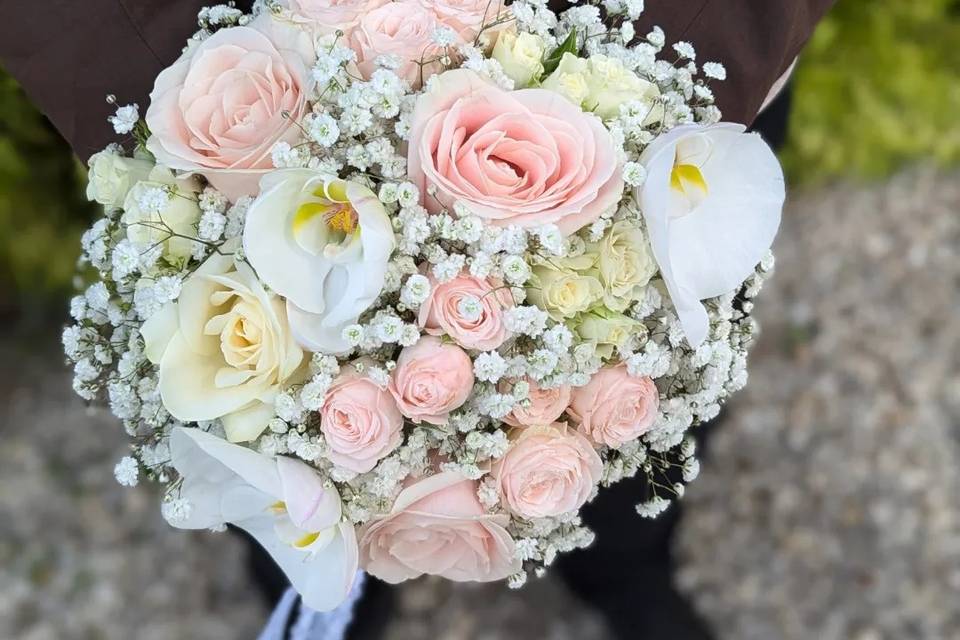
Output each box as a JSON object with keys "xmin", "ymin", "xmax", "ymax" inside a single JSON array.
[
  {"xmin": 418, "ymin": 271, "xmax": 513, "ymax": 351},
  {"xmin": 492, "ymin": 423, "xmax": 602, "ymax": 519},
  {"xmin": 321, "ymin": 362, "xmax": 404, "ymax": 473},
  {"xmin": 145, "ymin": 15, "xmax": 313, "ymax": 200},
  {"xmin": 349, "ymin": 0, "xmax": 448, "ymax": 87},
  {"xmin": 280, "ymin": 0, "xmax": 383, "ymax": 31},
  {"xmin": 359, "ymin": 471, "xmax": 521, "ymax": 583},
  {"xmin": 389, "ymin": 336, "xmax": 474, "ymax": 424},
  {"xmin": 568, "ymin": 364, "xmax": 660, "ymax": 447},
  {"xmin": 502, "ymin": 378, "xmax": 572, "ymax": 428},
  {"xmin": 420, "ymin": 0, "xmax": 508, "ymax": 42},
  {"xmin": 408, "ymin": 69, "xmax": 624, "ymax": 235}
]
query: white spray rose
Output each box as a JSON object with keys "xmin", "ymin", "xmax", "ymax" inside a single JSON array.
[
  {"xmin": 584, "ymin": 220, "xmax": 658, "ymax": 311},
  {"xmin": 141, "ymin": 248, "xmax": 306, "ymax": 442},
  {"xmin": 526, "ymin": 254, "xmax": 603, "ymax": 320},
  {"xmin": 571, "ymin": 308, "xmax": 643, "ymax": 359},
  {"xmin": 122, "ymin": 167, "xmax": 201, "ymax": 261},
  {"xmin": 86, "ymin": 150, "xmax": 154, "ymax": 209},
  {"xmin": 543, "ymin": 53, "xmax": 662, "ymax": 121},
  {"xmin": 243, "ymin": 169, "xmax": 395, "ymax": 354},
  {"xmin": 492, "ymin": 31, "xmax": 546, "ymax": 88}
]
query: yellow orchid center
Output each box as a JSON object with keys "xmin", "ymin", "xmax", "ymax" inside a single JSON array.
[
  {"xmin": 670, "ymin": 162, "xmax": 708, "ymax": 199},
  {"xmin": 293, "ymin": 532, "xmax": 321, "ymax": 548}
]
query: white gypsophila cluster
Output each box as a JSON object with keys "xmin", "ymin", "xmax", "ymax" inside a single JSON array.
[{"xmin": 63, "ymin": 0, "xmax": 775, "ymax": 587}]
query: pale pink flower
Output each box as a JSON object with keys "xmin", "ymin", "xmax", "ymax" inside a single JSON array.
[
  {"xmin": 389, "ymin": 336, "xmax": 474, "ymax": 424},
  {"xmin": 349, "ymin": 0, "xmax": 448, "ymax": 87},
  {"xmin": 420, "ymin": 0, "xmax": 509, "ymax": 42},
  {"xmin": 493, "ymin": 423, "xmax": 602, "ymax": 519},
  {"xmin": 321, "ymin": 361, "xmax": 404, "ymax": 473},
  {"xmin": 359, "ymin": 471, "xmax": 521, "ymax": 583},
  {"xmin": 502, "ymin": 378, "xmax": 571, "ymax": 427},
  {"xmin": 418, "ymin": 271, "xmax": 513, "ymax": 351},
  {"xmin": 568, "ymin": 364, "xmax": 660, "ymax": 447},
  {"xmin": 280, "ymin": 0, "xmax": 383, "ymax": 31},
  {"xmin": 408, "ymin": 69, "xmax": 624, "ymax": 235},
  {"xmin": 145, "ymin": 15, "xmax": 313, "ymax": 199}
]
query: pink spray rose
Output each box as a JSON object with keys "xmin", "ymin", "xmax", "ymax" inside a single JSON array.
[
  {"xmin": 389, "ymin": 336, "xmax": 474, "ymax": 424},
  {"xmin": 568, "ymin": 364, "xmax": 660, "ymax": 448},
  {"xmin": 418, "ymin": 271, "xmax": 513, "ymax": 351},
  {"xmin": 280, "ymin": 0, "xmax": 383, "ymax": 31},
  {"xmin": 408, "ymin": 69, "xmax": 624, "ymax": 235},
  {"xmin": 420, "ymin": 0, "xmax": 508, "ymax": 42},
  {"xmin": 359, "ymin": 471, "xmax": 521, "ymax": 583},
  {"xmin": 502, "ymin": 378, "xmax": 572, "ymax": 428},
  {"xmin": 145, "ymin": 15, "xmax": 313, "ymax": 200},
  {"xmin": 492, "ymin": 423, "xmax": 602, "ymax": 519},
  {"xmin": 321, "ymin": 361, "xmax": 404, "ymax": 473},
  {"xmin": 349, "ymin": 0, "xmax": 448, "ymax": 87}
]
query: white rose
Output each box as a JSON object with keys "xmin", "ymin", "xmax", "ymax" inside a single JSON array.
[
  {"xmin": 492, "ymin": 30, "xmax": 546, "ymax": 88},
  {"xmin": 638, "ymin": 123, "xmax": 784, "ymax": 346},
  {"xmin": 585, "ymin": 220, "xmax": 658, "ymax": 311},
  {"xmin": 141, "ymin": 249, "xmax": 306, "ymax": 442},
  {"xmin": 572, "ymin": 308, "xmax": 643, "ymax": 358},
  {"xmin": 122, "ymin": 167, "xmax": 201, "ymax": 262},
  {"xmin": 541, "ymin": 52, "xmax": 591, "ymax": 106},
  {"xmin": 526, "ymin": 254, "xmax": 603, "ymax": 320},
  {"xmin": 584, "ymin": 55, "xmax": 661, "ymax": 121},
  {"xmin": 243, "ymin": 170, "xmax": 395, "ymax": 354},
  {"xmin": 542, "ymin": 53, "xmax": 662, "ymax": 122},
  {"xmin": 86, "ymin": 150, "xmax": 154, "ymax": 209},
  {"xmin": 168, "ymin": 427, "xmax": 358, "ymax": 611}
]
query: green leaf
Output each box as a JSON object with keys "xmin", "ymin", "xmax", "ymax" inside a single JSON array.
[{"xmin": 541, "ymin": 29, "xmax": 579, "ymax": 77}]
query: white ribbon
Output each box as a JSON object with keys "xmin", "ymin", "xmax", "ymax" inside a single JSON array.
[{"xmin": 258, "ymin": 572, "xmax": 367, "ymax": 640}]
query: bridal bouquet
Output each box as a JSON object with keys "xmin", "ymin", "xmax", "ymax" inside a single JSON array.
[{"xmin": 65, "ymin": 0, "xmax": 783, "ymax": 610}]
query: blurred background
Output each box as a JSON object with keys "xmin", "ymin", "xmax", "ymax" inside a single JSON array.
[{"xmin": 2, "ymin": 1, "xmax": 960, "ymax": 638}]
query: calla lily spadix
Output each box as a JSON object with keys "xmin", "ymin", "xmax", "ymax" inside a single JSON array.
[
  {"xmin": 166, "ymin": 427, "xmax": 358, "ymax": 611},
  {"xmin": 243, "ymin": 169, "xmax": 395, "ymax": 354},
  {"xmin": 637, "ymin": 123, "xmax": 784, "ymax": 347}
]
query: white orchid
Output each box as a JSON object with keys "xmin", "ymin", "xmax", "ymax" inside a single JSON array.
[
  {"xmin": 166, "ymin": 427, "xmax": 358, "ymax": 611},
  {"xmin": 637, "ymin": 123, "xmax": 784, "ymax": 346},
  {"xmin": 243, "ymin": 169, "xmax": 395, "ymax": 354}
]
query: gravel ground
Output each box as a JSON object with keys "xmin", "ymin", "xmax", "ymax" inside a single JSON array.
[
  {"xmin": 675, "ymin": 168, "xmax": 960, "ymax": 640},
  {"xmin": 2, "ymin": 168, "xmax": 958, "ymax": 639}
]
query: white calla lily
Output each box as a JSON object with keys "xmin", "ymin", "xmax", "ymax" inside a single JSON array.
[
  {"xmin": 637, "ymin": 123, "xmax": 784, "ymax": 346},
  {"xmin": 243, "ymin": 169, "xmax": 395, "ymax": 354},
  {"xmin": 167, "ymin": 427, "xmax": 358, "ymax": 611}
]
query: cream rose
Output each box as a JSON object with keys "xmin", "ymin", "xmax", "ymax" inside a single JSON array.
[
  {"xmin": 141, "ymin": 250, "xmax": 306, "ymax": 442},
  {"xmin": 418, "ymin": 271, "xmax": 513, "ymax": 351},
  {"xmin": 571, "ymin": 308, "xmax": 644, "ymax": 359},
  {"xmin": 359, "ymin": 471, "xmax": 520, "ymax": 583},
  {"xmin": 243, "ymin": 170, "xmax": 395, "ymax": 355},
  {"xmin": 568, "ymin": 364, "xmax": 659, "ymax": 447},
  {"xmin": 389, "ymin": 336, "xmax": 474, "ymax": 424},
  {"xmin": 492, "ymin": 31, "xmax": 546, "ymax": 88},
  {"xmin": 543, "ymin": 53, "xmax": 662, "ymax": 121},
  {"xmin": 321, "ymin": 360, "xmax": 404, "ymax": 473},
  {"xmin": 526, "ymin": 254, "xmax": 603, "ymax": 320},
  {"xmin": 121, "ymin": 167, "xmax": 201, "ymax": 262},
  {"xmin": 502, "ymin": 377, "xmax": 571, "ymax": 428},
  {"xmin": 492, "ymin": 423, "xmax": 602, "ymax": 519},
  {"xmin": 86, "ymin": 150, "xmax": 154, "ymax": 209},
  {"xmin": 585, "ymin": 220, "xmax": 658, "ymax": 311},
  {"xmin": 145, "ymin": 15, "xmax": 313, "ymax": 200}
]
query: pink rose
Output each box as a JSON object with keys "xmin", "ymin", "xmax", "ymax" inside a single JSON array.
[
  {"xmin": 418, "ymin": 271, "xmax": 513, "ymax": 351},
  {"xmin": 502, "ymin": 378, "xmax": 571, "ymax": 428},
  {"xmin": 389, "ymin": 336, "xmax": 474, "ymax": 424},
  {"xmin": 280, "ymin": 0, "xmax": 382, "ymax": 31},
  {"xmin": 359, "ymin": 471, "xmax": 521, "ymax": 583},
  {"xmin": 321, "ymin": 362, "xmax": 404, "ymax": 473},
  {"xmin": 568, "ymin": 364, "xmax": 660, "ymax": 447},
  {"xmin": 349, "ymin": 0, "xmax": 448, "ymax": 87},
  {"xmin": 145, "ymin": 16, "xmax": 313, "ymax": 200},
  {"xmin": 408, "ymin": 69, "xmax": 624, "ymax": 235},
  {"xmin": 420, "ymin": 0, "xmax": 507, "ymax": 42},
  {"xmin": 492, "ymin": 423, "xmax": 602, "ymax": 519}
]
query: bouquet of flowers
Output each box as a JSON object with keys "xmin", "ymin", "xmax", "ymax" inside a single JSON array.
[{"xmin": 65, "ymin": 0, "xmax": 783, "ymax": 610}]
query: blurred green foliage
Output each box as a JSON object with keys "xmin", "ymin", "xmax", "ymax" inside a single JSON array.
[
  {"xmin": 1, "ymin": 0, "xmax": 959, "ymax": 304},
  {"xmin": 783, "ymin": 0, "xmax": 960, "ymax": 184},
  {"xmin": 0, "ymin": 73, "xmax": 94, "ymax": 312}
]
